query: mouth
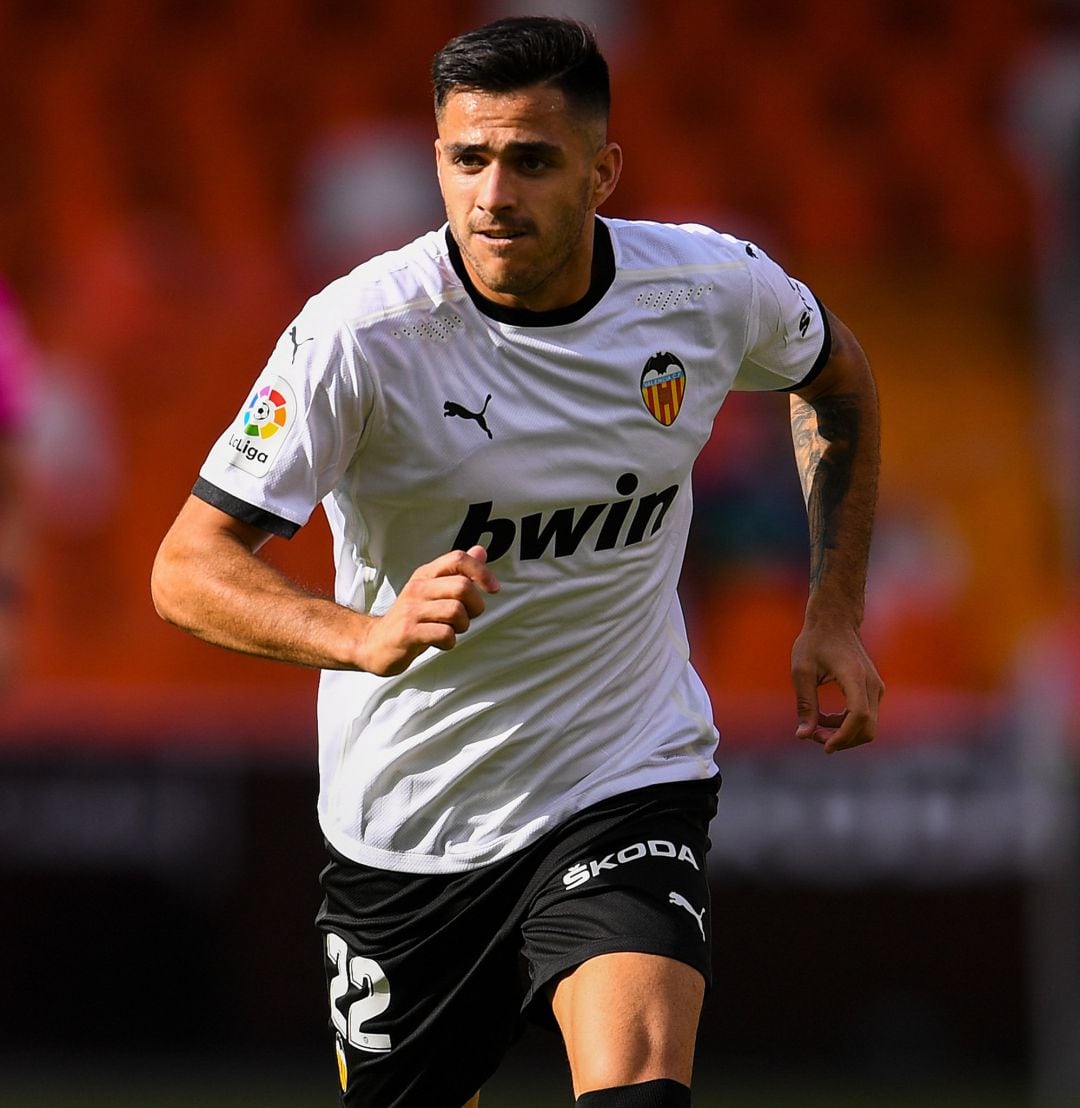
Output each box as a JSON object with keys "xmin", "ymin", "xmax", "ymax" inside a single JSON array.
[{"xmin": 472, "ymin": 226, "xmax": 531, "ymax": 243}]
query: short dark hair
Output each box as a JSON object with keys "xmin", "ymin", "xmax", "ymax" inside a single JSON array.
[{"xmin": 432, "ymin": 16, "xmax": 610, "ymax": 124}]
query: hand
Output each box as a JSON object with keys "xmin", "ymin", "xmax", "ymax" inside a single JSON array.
[
  {"xmin": 358, "ymin": 545, "xmax": 500, "ymax": 677},
  {"xmin": 790, "ymin": 621, "xmax": 883, "ymax": 753}
]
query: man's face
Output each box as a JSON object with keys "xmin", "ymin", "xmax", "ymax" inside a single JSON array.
[{"xmin": 435, "ymin": 84, "xmax": 621, "ymax": 312}]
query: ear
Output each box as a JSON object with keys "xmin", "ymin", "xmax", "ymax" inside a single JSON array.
[
  {"xmin": 591, "ymin": 142, "xmax": 623, "ymax": 210},
  {"xmin": 434, "ymin": 138, "xmax": 450, "ymax": 197}
]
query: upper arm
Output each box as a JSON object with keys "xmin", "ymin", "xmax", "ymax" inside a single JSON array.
[
  {"xmin": 787, "ymin": 309, "xmax": 879, "ymax": 511},
  {"xmin": 154, "ymin": 496, "xmax": 277, "ymax": 598},
  {"xmin": 730, "ymin": 242, "xmax": 830, "ymax": 393},
  {"xmin": 160, "ymin": 495, "xmax": 277, "ymax": 558},
  {"xmin": 791, "ymin": 308, "xmax": 875, "ymax": 405},
  {"xmin": 151, "ymin": 495, "xmax": 278, "ymax": 620}
]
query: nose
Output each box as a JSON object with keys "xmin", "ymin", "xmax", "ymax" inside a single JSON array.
[{"xmin": 475, "ymin": 162, "xmax": 515, "ymax": 214}]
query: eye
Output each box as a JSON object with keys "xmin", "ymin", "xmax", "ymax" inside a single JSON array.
[{"xmin": 518, "ymin": 155, "xmax": 549, "ymax": 174}]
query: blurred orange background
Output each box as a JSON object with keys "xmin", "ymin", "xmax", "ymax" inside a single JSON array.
[
  {"xmin": 3, "ymin": 4, "xmax": 1080, "ymax": 1103},
  {"xmin": 0, "ymin": 0, "xmax": 1073, "ymax": 754}
]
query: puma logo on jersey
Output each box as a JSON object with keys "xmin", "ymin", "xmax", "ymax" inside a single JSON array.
[
  {"xmin": 562, "ymin": 839, "xmax": 700, "ymax": 891},
  {"xmin": 444, "ymin": 394, "xmax": 492, "ymax": 438},
  {"xmin": 452, "ymin": 473, "xmax": 680, "ymax": 563},
  {"xmin": 668, "ymin": 891, "xmax": 707, "ymax": 941},
  {"xmin": 289, "ymin": 326, "xmax": 314, "ymax": 363}
]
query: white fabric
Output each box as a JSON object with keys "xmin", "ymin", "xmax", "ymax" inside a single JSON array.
[{"xmin": 197, "ymin": 217, "xmax": 827, "ymax": 873}]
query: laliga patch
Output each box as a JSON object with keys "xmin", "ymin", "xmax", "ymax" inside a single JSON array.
[
  {"xmin": 226, "ymin": 377, "xmax": 296, "ymax": 477},
  {"xmin": 640, "ymin": 351, "xmax": 686, "ymax": 426}
]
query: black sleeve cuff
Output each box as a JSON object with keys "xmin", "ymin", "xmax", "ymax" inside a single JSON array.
[
  {"xmin": 779, "ymin": 293, "xmax": 832, "ymax": 393},
  {"xmin": 192, "ymin": 477, "xmax": 301, "ymax": 538}
]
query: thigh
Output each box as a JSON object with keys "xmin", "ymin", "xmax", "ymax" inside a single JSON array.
[
  {"xmin": 316, "ymin": 850, "xmax": 529, "ymax": 1108},
  {"xmin": 551, "ymin": 951, "xmax": 704, "ymax": 1095},
  {"xmin": 519, "ymin": 777, "xmax": 719, "ymax": 1018},
  {"xmin": 518, "ymin": 779, "xmax": 719, "ymax": 1094}
]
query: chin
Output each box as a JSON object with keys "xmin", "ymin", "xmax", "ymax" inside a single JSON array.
[{"xmin": 477, "ymin": 265, "xmax": 535, "ymax": 298}]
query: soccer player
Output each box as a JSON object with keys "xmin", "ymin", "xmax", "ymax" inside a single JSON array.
[{"xmin": 152, "ymin": 16, "xmax": 882, "ymax": 1108}]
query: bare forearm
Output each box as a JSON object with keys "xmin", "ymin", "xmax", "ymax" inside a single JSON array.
[
  {"xmin": 786, "ymin": 311, "xmax": 883, "ymax": 751},
  {"xmin": 790, "ymin": 324, "xmax": 880, "ymax": 626},
  {"xmin": 152, "ymin": 527, "xmax": 370, "ymax": 670},
  {"xmin": 153, "ymin": 496, "xmax": 500, "ymax": 678}
]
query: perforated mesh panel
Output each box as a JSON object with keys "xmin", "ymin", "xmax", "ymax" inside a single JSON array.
[
  {"xmin": 391, "ymin": 313, "xmax": 465, "ymax": 341},
  {"xmin": 635, "ymin": 285, "xmax": 714, "ymax": 312}
]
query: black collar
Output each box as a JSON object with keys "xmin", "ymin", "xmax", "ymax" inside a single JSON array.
[{"xmin": 445, "ymin": 218, "xmax": 615, "ymax": 327}]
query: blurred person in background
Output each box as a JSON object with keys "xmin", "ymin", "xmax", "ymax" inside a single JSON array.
[
  {"xmin": 153, "ymin": 16, "xmax": 882, "ymax": 1108},
  {"xmin": 1005, "ymin": 0, "xmax": 1080, "ymax": 566},
  {"xmin": 0, "ymin": 278, "xmax": 35, "ymax": 690}
]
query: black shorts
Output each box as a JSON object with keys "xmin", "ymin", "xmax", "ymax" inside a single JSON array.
[{"xmin": 316, "ymin": 775, "xmax": 720, "ymax": 1108}]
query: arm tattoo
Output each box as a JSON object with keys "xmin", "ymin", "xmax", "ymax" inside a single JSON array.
[
  {"xmin": 790, "ymin": 392, "xmax": 869, "ymax": 592},
  {"xmin": 789, "ymin": 396, "xmax": 823, "ymax": 508}
]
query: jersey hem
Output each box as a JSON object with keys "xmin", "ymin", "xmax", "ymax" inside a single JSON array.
[
  {"xmin": 318, "ymin": 764, "xmax": 721, "ymax": 876},
  {"xmin": 779, "ymin": 292, "xmax": 832, "ymax": 392},
  {"xmin": 192, "ymin": 477, "xmax": 301, "ymax": 538}
]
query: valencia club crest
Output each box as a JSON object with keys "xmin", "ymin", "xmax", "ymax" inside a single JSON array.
[{"xmin": 640, "ymin": 352, "xmax": 686, "ymax": 426}]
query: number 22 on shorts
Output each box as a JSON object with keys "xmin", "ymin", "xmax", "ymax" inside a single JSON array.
[{"xmin": 326, "ymin": 932, "xmax": 392, "ymax": 1053}]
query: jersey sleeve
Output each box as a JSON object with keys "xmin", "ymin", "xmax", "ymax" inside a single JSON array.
[
  {"xmin": 731, "ymin": 242, "xmax": 831, "ymax": 392},
  {"xmin": 195, "ymin": 299, "xmax": 374, "ymax": 537}
]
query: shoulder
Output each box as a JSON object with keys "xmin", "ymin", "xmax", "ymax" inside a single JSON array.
[
  {"xmin": 603, "ymin": 216, "xmax": 758, "ymax": 274},
  {"xmin": 296, "ymin": 227, "xmax": 463, "ymax": 336}
]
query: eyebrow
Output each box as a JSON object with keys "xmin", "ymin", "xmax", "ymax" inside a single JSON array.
[{"xmin": 443, "ymin": 140, "xmax": 564, "ymax": 160}]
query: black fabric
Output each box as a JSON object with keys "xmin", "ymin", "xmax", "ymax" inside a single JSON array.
[
  {"xmin": 316, "ymin": 775, "xmax": 719, "ymax": 1108},
  {"xmin": 580, "ymin": 1081, "xmax": 686, "ymax": 1108},
  {"xmin": 577, "ymin": 1079, "xmax": 692, "ymax": 1107},
  {"xmin": 445, "ymin": 217, "xmax": 616, "ymax": 327},
  {"xmin": 191, "ymin": 476, "xmax": 300, "ymax": 538}
]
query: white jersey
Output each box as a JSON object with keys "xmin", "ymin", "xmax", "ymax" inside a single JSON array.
[{"xmin": 196, "ymin": 217, "xmax": 829, "ymax": 874}]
